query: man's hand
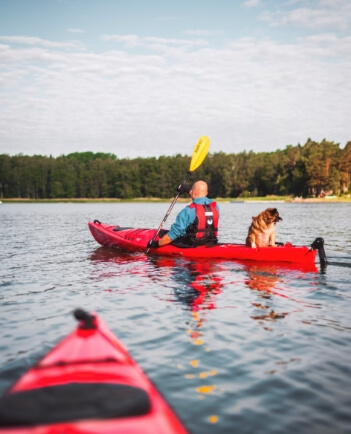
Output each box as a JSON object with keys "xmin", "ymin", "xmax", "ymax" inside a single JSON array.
[
  {"xmin": 177, "ymin": 183, "xmax": 191, "ymax": 194},
  {"xmin": 147, "ymin": 240, "xmax": 159, "ymax": 249}
]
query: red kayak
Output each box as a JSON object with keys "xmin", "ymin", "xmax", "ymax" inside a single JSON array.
[
  {"xmin": 88, "ymin": 220, "xmax": 326, "ymax": 266},
  {"xmin": 0, "ymin": 309, "xmax": 187, "ymax": 434}
]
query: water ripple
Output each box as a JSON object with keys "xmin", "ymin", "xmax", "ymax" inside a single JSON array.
[{"xmin": 1, "ymin": 202, "xmax": 351, "ymax": 433}]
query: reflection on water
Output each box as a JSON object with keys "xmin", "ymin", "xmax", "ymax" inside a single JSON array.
[
  {"xmin": 90, "ymin": 249, "xmax": 228, "ymax": 422},
  {"xmin": 242, "ymin": 262, "xmax": 322, "ymax": 329},
  {"xmin": 89, "ymin": 247, "xmax": 325, "ymax": 427},
  {"xmin": 91, "ymin": 248, "xmax": 225, "ymax": 312},
  {"xmin": 89, "ymin": 246, "xmax": 323, "ymax": 335},
  {"xmin": 89, "ymin": 248, "xmax": 224, "ymax": 424},
  {"xmin": 1, "ymin": 202, "xmax": 351, "ymax": 434},
  {"xmin": 159, "ymin": 258, "xmax": 224, "ymax": 312}
]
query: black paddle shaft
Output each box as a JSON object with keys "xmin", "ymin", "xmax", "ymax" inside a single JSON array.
[{"xmin": 146, "ymin": 171, "xmax": 192, "ymax": 253}]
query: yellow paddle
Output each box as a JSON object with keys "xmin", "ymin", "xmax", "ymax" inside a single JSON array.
[{"xmin": 146, "ymin": 136, "xmax": 210, "ymax": 254}]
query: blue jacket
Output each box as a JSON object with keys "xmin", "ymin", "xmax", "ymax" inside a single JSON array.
[{"xmin": 167, "ymin": 198, "xmax": 220, "ymax": 241}]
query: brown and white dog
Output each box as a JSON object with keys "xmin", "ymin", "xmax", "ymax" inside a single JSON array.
[{"xmin": 246, "ymin": 208, "xmax": 282, "ymax": 248}]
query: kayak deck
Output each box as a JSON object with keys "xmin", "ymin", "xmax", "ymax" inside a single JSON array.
[
  {"xmin": 88, "ymin": 221, "xmax": 324, "ymax": 266},
  {"xmin": 0, "ymin": 309, "xmax": 187, "ymax": 434}
]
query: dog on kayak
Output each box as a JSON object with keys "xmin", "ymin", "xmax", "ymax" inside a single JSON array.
[{"xmin": 246, "ymin": 208, "xmax": 282, "ymax": 248}]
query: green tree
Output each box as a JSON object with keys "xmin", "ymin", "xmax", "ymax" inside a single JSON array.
[
  {"xmin": 301, "ymin": 139, "xmax": 341, "ymax": 196},
  {"xmin": 339, "ymin": 141, "xmax": 351, "ymax": 193},
  {"xmin": 0, "ymin": 139, "xmax": 349, "ymax": 199}
]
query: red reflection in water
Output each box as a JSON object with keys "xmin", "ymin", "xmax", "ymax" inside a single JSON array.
[
  {"xmin": 151, "ymin": 257, "xmax": 224, "ymax": 312},
  {"xmin": 90, "ymin": 247, "xmax": 318, "ymax": 314},
  {"xmin": 90, "ymin": 248, "xmax": 225, "ymax": 311}
]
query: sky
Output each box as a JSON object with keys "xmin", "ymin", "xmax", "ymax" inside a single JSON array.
[{"xmin": 0, "ymin": 0, "xmax": 350, "ymax": 159}]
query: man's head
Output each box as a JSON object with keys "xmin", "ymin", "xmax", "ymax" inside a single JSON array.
[{"xmin": 190, "ymin": 181, "xmax": 208, "ymax": 199}]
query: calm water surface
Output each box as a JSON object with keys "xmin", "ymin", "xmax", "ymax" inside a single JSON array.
[{"xmin": 1, "ymin": 202, "xmax": 351, "ymax": 433}]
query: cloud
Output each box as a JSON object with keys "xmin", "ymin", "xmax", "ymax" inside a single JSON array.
[
  {"xmin": 243, "ymin": 0, "xmax": 261, "ymax": 7},
  {"xmin": 0, "ymin": 35, "xmax": 78, "ymax": 49},
  {"xmin": 260, "ymin": 0, "xmax": 351, "ymax": 29},
  {"xmin": 67, "ymin": 28, "xmax": 85, "ymax": 33},
  {"xmin": 101, "ymin": 34, "xmax": 141, "ymax": 48},
  {"xmin": 101, "ymin": 34, "xmax": 208, "ymax": 50},
  {"xmin": 0, "ymin": 30, "xmax": 350, "ymax": 158}
]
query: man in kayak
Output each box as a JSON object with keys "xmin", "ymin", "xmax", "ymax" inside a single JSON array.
[{"xmin": 147, "ymin": 180, "xmax": 219, "ymax": 248}]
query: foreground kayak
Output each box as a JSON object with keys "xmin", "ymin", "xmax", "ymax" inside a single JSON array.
[
  {"xmin": 0, "ymin": 309, "xmax": 187, "ymax": 434},
  {"xmin": 88, "ymin": 221, "xmax": 326, "ymax": 266}
]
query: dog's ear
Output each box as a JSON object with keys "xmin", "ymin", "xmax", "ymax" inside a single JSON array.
[{"xmin": 270, "ymin": 208, "xmax": 277, "ymax": 214}]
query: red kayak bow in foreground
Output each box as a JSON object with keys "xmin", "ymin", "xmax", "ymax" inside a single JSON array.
[
  {"xmin": 0, "ymin": 309, "xmax": 187, "ymax": 434},
  {"xmin": 88, "ymin": 220, "xmax": 327, "ymax": 266}
]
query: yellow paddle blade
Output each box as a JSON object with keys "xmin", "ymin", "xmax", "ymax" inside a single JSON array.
[{"xmin": 189, "ymin": 136, "xmax": 210, "ymax": 173}]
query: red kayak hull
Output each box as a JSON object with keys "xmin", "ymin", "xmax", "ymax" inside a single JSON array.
[
  {"xmin": 0, "ymin": 311, "xmax": 187, "ymax": 434},
  {"xmin": 88, "ymin": 221, "xmax": 317, "ymax": 265}
]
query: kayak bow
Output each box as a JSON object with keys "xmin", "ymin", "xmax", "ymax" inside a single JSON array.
[{"xmin": 0, "ymin": 309, "xmax": 187, "ymax": 434}]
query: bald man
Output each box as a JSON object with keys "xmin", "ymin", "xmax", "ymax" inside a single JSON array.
[{"xmin": 147, "ymin": 180, "xmax": 220, "ymax": 248}]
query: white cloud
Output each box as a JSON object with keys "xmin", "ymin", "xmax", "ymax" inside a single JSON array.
[
  {"xmin": 101, "ymin": 34, "xmax": 208, "ymax": 50},
  {"xmin": 0, "ymin": 36, "xmax": 78, "ymax": 49},
  {"xmin": 243, "ymin": 0, "xmax": 261, "ymax": 7},
  {"xmin": 261, "ymin": 0, "xmax": 351, "ymax": 29},
  {"xmin": 0, "ymin": 30, "xmax": 350, "ymax": 158},
  {"xmin": 67, "ymin": 28, "xmax": 85, "ymax": 33}
]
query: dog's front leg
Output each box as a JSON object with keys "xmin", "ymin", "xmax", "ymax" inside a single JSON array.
[
  {"xmin": 246, "ymin": 235, "xmax": 256, "ymax": 248},
  {"xmin": 270, "ymin": 232, "xmax": 276, "ymax": 247}
]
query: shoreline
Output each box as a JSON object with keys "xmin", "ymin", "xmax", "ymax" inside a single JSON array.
[{"xmin": 1, "ymin": 197, "xmax": 351, "ymax": 204}]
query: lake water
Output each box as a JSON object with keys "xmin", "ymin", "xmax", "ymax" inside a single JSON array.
[{"xmin": 1, "ymin": 202, "xmax": 351, "ymax": 434}]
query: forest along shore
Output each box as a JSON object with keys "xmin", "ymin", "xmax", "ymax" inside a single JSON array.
[
  {"xmin": 1, "ymin": 139, "xmax": 351, "ymax": 200},
  {"xmin": 1, "ymin": 196, "xmax": 351, "ymax": 204}
]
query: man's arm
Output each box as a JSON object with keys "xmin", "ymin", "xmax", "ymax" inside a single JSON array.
[
  {"xmin": 166, "ymin": 207, "xmax": 194, "ymax": 241},
  {"xmin": 148, "ymin": 207, "xmax": 194, "ymax": 248},
  {"xmin": 158, "ymin": 233, "xmax": 173, "ymax": 247}
]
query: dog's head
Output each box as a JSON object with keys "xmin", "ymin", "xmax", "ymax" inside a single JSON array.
[{"xmin": 263, "ymin": 208, "xmax": 282, "ymax": 224}]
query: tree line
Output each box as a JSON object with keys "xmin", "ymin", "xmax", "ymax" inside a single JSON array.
[{"xmin": 1, "ymin": 139, "xmax": 350, "ymax": 199}]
